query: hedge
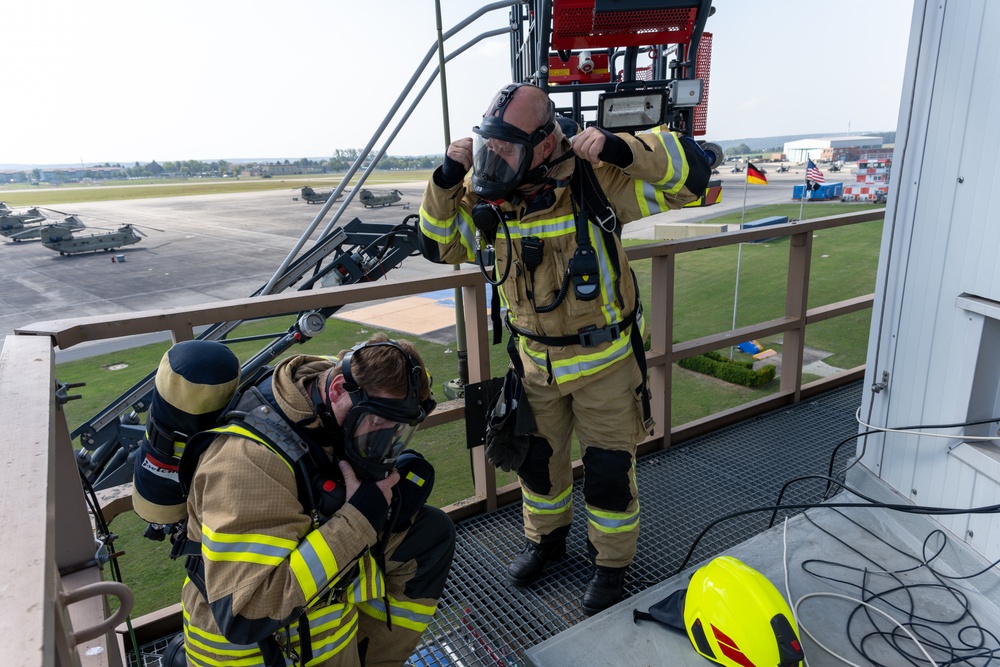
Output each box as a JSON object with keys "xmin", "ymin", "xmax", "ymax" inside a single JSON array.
[{"xmin": 677, "ymin": 350, "xmax": 777, "ymax": 388}]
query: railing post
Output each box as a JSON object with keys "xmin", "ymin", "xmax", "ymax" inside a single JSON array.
[
  {"xmin": 782, "ymin": 230, "xmax": 813, "ymax": 400},
  {"xmin": 649, "ymin": 253, "xmax": 674, "ymax": 448},
  {"xmin": 462, "ymin": 282, "xmax": 498, "ymax": 510}
]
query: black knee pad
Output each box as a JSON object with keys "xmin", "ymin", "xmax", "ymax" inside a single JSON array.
[
  {"xmin": 518, "ymin": 435, "xmax": 554, "ymax": 496},
  {"xmin": 582, "ymin": 448, "xmax": 633, "ymax": 511},
  {"xmin": 394, "ymin": 506, "xmax": 456, "ymax": 601}
]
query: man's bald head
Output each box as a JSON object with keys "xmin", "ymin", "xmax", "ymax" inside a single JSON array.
[{"xmin": 483, "ymin": 84, "xmax": 560, "ymax": 168}]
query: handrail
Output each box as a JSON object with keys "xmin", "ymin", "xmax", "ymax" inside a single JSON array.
[{"xmin": 5, "ymin": 207, "xmax": 884, "ymax": 665}]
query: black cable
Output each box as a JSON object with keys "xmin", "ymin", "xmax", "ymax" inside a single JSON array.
[
  {"xmin": 797, "ymin": 509, "xmax": 1000, "ymax": 666},
  {"xmin": 674, "ymin": 475, "xmax": 1000, "ymax": 576},
  {"xmin": 478, "ymin": 212, "xmax": 513, "ymax": 288}
]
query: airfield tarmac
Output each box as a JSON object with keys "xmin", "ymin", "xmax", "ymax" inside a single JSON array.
[{"xmin": 0, "ymin": 165, "xmax": 820, "ymax": 353}]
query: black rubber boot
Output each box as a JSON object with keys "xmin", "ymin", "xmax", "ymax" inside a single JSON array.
[
  {"xmin": 582, "ymin": 566, "xmax": 627, "ymax": 615},
  {"xmin": 506, "ymin": 538, "xmax": 566, "ymax": 587}
]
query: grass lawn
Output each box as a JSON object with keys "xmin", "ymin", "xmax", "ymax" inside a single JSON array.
[
  {"xmin": 66, "ymin": 198, "xmax": 884, "ymax": 617},
  {"xmin": 0, "ymin": 170, "xmax": 434, "ymax": 207}
]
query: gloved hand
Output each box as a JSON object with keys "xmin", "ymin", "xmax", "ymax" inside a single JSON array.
[
  {"xmin": 484, "ymin": 368, "xmax": 536, "ymax": 472},
  {"xmin": 571, "ymin": 127, "xmax": 633, "ymax": 168},
  {"xmin": 485, "ymin": 423, "xmax": 530, "ymax": 473}
]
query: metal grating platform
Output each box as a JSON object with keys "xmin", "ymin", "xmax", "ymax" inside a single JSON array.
[
  {"xmin": 128, "ymin": 383, "xmax": 862, "ymax": 666},
  {"xmin": 410, "ymin": 382, "xmax": 862, "ymax": 666}
]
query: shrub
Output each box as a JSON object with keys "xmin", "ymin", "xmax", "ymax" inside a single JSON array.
[{"xmin": 678, "ymin": 351, "xmax": 776, "ymax": 388}]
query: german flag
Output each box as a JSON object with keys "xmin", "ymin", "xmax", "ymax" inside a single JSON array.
[{"xmin": 746, "ymin": 162, "xmax": 768, "ymax": 185}]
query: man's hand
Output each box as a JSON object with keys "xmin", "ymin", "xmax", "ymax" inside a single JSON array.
[
  {"xmin": 571, "ymin": 127, "xmax": 633, "ymax": 168},
  {"xmin": 570, "ymin": 127, "xmax": 608, "ymax": 165},
  {"xmin": 446, "ymin": 137, "xmax": 474, "ymax": 172},
  {"xmin": 339, "ymin": 460, "xmax": 400, "ymax": 505},
  {"xmin": 437, "ymin": 137, "xmax": 474, "ymax": 189}
]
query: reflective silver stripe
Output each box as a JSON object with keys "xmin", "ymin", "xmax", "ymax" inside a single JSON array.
[
  {"xmin": 502, "ymin": 213, "xmax": 575, "ymax": 239},
  {"xmin": 201, "ymin": 533, "xmax": 292, "ymax": 561},
  {"xmin": 419, "ymin": 208, "xmax": 477, "ymax": 259},
  {"xmin": 641, "ymin": 181, "xmax": 668, "ymax": 214},
  {"xmin": 522, "ymin": 491, "xmax": 573, "ymax": 513},
  {"xmin": 304, "ymin": 610, "xmax": 359, "ymax": 662},
  {"xmin": 361, "ymin": 599, "xmax": 435, "ymax": 627},
  {"xmin": 294, "ymin": 538, "xmax": 332, "ymax": 595},
  {"xmin": 656, "ymin": 132, "xmax": 686, "ymax": 193},
  {"xmin": 590, "ymin": 225, "xmax": 624, "ymax": 323},
  {"xmin": 585, "ymin": 506, "xmax": 640, "ymax": 531},
  {"xmin": 549, "ymin": 337, "xmax": 633, "ymax": 383}
]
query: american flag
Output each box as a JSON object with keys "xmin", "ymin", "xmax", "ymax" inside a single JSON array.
[{"xmin": 806, "ymin": 159, "xmax": 825, "ymax": 184}]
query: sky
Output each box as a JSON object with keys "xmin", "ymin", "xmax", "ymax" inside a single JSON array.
[{"xmin": 2, "ymin": 0, "xmax": 915, "ymax": 166}]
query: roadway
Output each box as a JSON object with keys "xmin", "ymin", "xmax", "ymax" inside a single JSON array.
[{"xmin": 0, "ymin": 164, "xmax": 823, "ymax": 356}]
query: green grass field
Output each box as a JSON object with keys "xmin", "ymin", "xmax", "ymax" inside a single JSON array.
[
  {"xmin": 0, "ymin": 171, "xmax": 434, "ymax": 207},
  {"xmin": 55, "ymin": 188, "xmax": 882, "ymax": 616}
]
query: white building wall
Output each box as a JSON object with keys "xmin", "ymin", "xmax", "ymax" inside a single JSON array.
[{"xmin": 861, "ymin": 0, "xmax": 1000, "ymax": 560}]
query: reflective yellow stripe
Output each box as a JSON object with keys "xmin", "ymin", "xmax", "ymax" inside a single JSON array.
[
  {"xmin": 650, "ymin": 130, "xmax": 688, "ymax": 194},
  {"xmin": 522, "ymin": 485, "xmax": 573, "ymax": 515},
  {"xmin": 201, "ymin": 524, "xmax": 296, "ymax": 566},
  {"xmin": 547, "ymin": 334, "xmax": 633, "ymax": 383},
  {"xmin": 419, "ymin": 205, "xmax": 476, "ymax": 260},
  {"xmin": 586, "ymin": 502, "xmax": 640, "ymax": 534},
  {"xmin": 290, "ymin": 529, "xmax": 339, "ymax": 600},
  {"xmin": 346, "ymin": 553, "xmax": 385, "ymax": 603},
  {"xmin": 406, "ymin": 470, "xmax": 426, "ymax": 487},
  {"xmin": 182, "ymin": 607, "xmax": 264, "ymax": 665},
  {"xmin": 359, "ymin": 596, "xmax": 438, "ymax": 632},
  {"xmin": 307, "ymin": 610, "xmax": 359, "ymax": 663},
  {"xmin": 635, "ymin": 179, "xmax": 653, "ymax": 217}
]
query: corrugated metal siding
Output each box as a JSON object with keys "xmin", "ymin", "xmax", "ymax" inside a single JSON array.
[{"xmin": 862, "ymin": 0, "xmax": 1000, "ymax": 563}]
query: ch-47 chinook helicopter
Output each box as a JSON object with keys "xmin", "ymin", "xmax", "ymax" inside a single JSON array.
[
  {"xmin": 358, "ymin": 188, "xmax": 403, "ymax": 208},
  {"xmin": 4, "ymin": 213, "xmax": 87, "ymax": 241},
  {"xmin": 0, "ymin": 206, "xmax": 47, "ymax": 236},
  {"xmin": 40, "ymin": 223, "xmax": 143, "ymax": 256},
  {"xmin": 299, "ymin": 185, "xmax": 343, "ymax": 204}
]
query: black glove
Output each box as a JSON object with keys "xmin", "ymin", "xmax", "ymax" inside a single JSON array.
[
  {"xmin": 435, "ymin": 154, "xmax": 469, "ymax": 189},
  {"xmin": 597, "ymin": 128, "xmax": 633, "ymax": 169},
  {"xmin": 484, "ymin": 368, "xmax": 536, "ymax": 472},
  {"xmin": 678, "ymin": 135, "xmax": 712, "ymax": 196}
]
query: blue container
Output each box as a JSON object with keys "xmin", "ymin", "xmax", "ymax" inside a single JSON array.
[{"xmin": 793, "ymin": 182, "xmax": 843, "ymax": 201}]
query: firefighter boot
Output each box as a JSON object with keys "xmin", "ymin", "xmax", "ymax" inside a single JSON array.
[
  {"xmin": 582, "ymin": 565, "xmax": 627, "ymax": 615},
  {"xmin": 506, "ymin": 536, "xmax": 566, "ymax": 587}
]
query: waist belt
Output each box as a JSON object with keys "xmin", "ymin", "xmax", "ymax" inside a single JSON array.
[{"xmin": 505, "ymin": 307, "xmax": 637, "ymax": 348}]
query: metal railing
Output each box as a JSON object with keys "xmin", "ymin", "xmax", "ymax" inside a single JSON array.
[{"xmin": 2, "ymin": 209, "xmax": 882, "ymax": 665}]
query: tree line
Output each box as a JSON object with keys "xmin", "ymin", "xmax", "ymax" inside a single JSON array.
[{"xmin": 9, "ymin": 150, "xmax": 443, "ymax": 184}]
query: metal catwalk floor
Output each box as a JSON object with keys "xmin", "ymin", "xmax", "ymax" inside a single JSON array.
[{"xmin": 410, "ymin": 382, "xmax": 862, "ymax": 667}]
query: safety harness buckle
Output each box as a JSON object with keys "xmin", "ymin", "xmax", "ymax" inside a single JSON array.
[{"xmin": 578, "ymin": 323, "xmax": 622, "ymax": 347}]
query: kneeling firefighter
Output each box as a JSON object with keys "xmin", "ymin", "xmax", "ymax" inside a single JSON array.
[
  {"xmin": 174, "ymin": 333, "xmax": 455, "ymax": 667},
  {"xmin": 417, "ymin": 83, "xmax": 711, "ymax": 614}
]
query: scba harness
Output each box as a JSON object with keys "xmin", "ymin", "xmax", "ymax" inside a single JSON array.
[{"xmin": 132, "ymin": 342, "xmax": 435, "ymax": 667}]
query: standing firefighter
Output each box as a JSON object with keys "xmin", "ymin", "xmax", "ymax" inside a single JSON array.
[
  {"xmin": 417, "ymin": 83, "xmax": 709, "ymax": 614},
  {"xmin": 178, "ymin": 333, "xmax": 455, "ymax": 666}
]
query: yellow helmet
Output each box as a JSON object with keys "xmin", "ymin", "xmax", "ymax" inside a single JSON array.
[{"xmin": 635, "ymin": 556, "xmax": 803, "ymax": 667}]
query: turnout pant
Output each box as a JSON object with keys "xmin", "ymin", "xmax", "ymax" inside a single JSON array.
[{"xmin": 517, "ymin": 353, "xmax": 647, "ymax": 568}]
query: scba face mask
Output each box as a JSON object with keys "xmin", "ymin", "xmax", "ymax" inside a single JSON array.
[
  {"xmin": 336, "ymin": 341, "xmax": 436, "ymax": 481},
  {"xmin": 471, "ymin": 83, "xmax": 556, "ymax": 202}
]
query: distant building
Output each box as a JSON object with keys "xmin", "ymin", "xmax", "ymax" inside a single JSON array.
[
  {"xmin": 842, "ymin": 152, "xmax": 893, "ymax": 202},
  {"xmin": 783, "ymin": 136, "xmax": 884, "ymax": 163}
]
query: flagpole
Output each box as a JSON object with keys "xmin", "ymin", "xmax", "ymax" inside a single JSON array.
[
  {"xmin": 730, "ymin": 166, "xmax": 750, "ymax": 358},
  {"xmin": 799, "ymin": 153, "xmax": 808, "ymax": 221}
]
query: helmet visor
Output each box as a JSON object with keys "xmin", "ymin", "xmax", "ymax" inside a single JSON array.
[{"xmin": 472, "ymin": 133, "xmax": 530, "ymax": 192}]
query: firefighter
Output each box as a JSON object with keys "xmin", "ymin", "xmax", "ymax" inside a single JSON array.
[
  {"xmin": 417, "ymin": 83, "xmax": 710, "ymax": 614},
  {"xmin": 180, "ymin": 333, "xmax": 455, "ymax": 666}
]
